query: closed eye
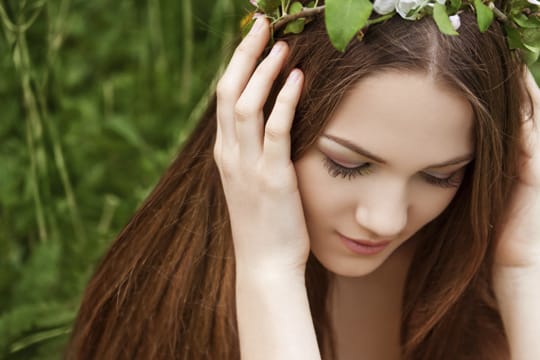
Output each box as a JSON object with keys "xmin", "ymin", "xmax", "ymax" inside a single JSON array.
[
  {"xmin": 323, "ymin": 155, "xmax": 468, "ymax": 188},
  {"xmin": 322, "ymin": 157, "xmax": 373, "ymax": 180},
  {"xmin": 421, "ymin": 170, "xmax": 465, "ymax": 188}
]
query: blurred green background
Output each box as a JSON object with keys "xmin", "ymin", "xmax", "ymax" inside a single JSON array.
[
  {"xmin": 0, "ymin": 0, "xmax": 246, "ymax": 358},
  {"xmin": 0, "ymin": 0, "xmax": 538, "ymax": 359}
]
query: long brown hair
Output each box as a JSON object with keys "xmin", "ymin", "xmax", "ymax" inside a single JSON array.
[{"xmin": 65, "ymin": 2, "xmax": 530, "ymax": 358}]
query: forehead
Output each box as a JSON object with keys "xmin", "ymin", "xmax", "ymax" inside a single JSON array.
[{"xmin": 324, "ymin": 71, "xmax": 474, "ymax": 166}]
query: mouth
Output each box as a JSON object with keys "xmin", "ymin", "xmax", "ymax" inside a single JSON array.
[{"xmin": 338, "ymin": 233, "xmax": 391, "ymax": 256}]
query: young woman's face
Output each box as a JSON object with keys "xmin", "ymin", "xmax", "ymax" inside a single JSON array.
[{"xmin": 295, "ymin": 71, "xmax": 475, "ymax": 277}]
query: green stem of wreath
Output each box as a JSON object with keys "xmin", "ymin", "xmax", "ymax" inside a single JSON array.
[
  {"xmin": 367, "ymin": 12, "xmax": 396, "ymax": 26},
  {"xmin": 491, "ymin": 4, "xmax": 508, "ymax": 22},
  {"xmin": 270, "ymin": 3, "xmax": 510, "ymax": 34},
  {"xmin": 273, "ymin": 5, "xmax": 325, "ymax": 32}
]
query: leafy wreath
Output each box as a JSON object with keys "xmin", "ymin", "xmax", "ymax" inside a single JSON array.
[{"xmin": 244, "ymin": 0, "xmax": 540, "ymax": 63}]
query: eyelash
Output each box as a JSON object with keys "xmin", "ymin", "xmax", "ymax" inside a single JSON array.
[
  {"xmin": 322, "ymin": 157, "xmax": 463, "ymax": 188},
  {"xmin": 322, "ymin": 157, "xmax": 373, "ymax": 179}
]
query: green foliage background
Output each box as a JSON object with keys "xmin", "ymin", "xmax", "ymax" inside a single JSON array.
[
  {"xmin": 0, "ymin": 0, "xmax": 538, "ymax": 359},
  {"xmin": 0, "ymin": 0, "xmax": 246, "ymax": 358}
]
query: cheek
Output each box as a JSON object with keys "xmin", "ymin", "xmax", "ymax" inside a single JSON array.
[
  {"xmin": 409, "ymin": 186, "xmax": 459, "ymax": 229},
  {"xmin": 295, "ymin": 155, "xmax": 342, "ymax": 228},
  {"xmin": 295, "ymin": 153, "xmax": 356, "ymax": 218},
  {"xmin": 295, "ymin": 156, "xmax": 330, "ymax": 219}
]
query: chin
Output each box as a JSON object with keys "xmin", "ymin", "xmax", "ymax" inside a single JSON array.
[{"xmin": 310, "ymin": 249, "xmax": 387, "ymax": 278}]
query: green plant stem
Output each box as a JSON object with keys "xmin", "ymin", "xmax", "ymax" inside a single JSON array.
[
  {"xmin": 10, "ymin": 326, "xmax": 71, "ymax": 353},
  {"xmin": 491, "ymin": 5, "xmax": 507, "ymax": 22},
  {"xmin": 36, "ymin": 91, "xmax": 87, "ymax": 244},
  {"xmin": 42, "ymin": 0, "xmax": 87, "ymax": 243},
  {"xmin": 14, "ymin": 29, "xmax": 49, "ymax": 244},
  {"xmin": 0, "ymin": 3, "xmax": 17, "ymax": 33},
  {"xmin": 148, "ymin": 0, "xmax": 168, "ymax": 75},
  {"xmin": 5, "ymin": 0, "xmax": 85, "ymax": 244},
  {"xmin": 273, "ymin": 5, "xmax": 324, "ymax": 32},
  {"xmin": 367, "ymin": 12, "xmax": 395, "ymax": 26},
  {"xmin": 43, "ymin": 0, "xmax": 72, "ymax": 91},
  {"xmin": 177, "ymin": 0, "xmax": 235, "ymax": 146},
  {"xmin": 180, "ymin": 0, "xmax": 194, "ymax": 106}
]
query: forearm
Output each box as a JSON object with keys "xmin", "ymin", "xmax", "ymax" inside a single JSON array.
[
  {"xmin": 494, "ymin": 267, "xmax": 540, "ymax": 360},
  {"xmin": 235, "ymin": 267, "xmax": 322, "ymax": 360}
]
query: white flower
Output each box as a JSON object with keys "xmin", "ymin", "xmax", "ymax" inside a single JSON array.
[
  {"xmin": 436, "ymin": 0, "xmax": 446, "ymax": 4},
  {"xmin": 449, "ymin": 14, "xmax": 461, "ymax": 30},
  {"xmin": 396, "ymin": 0, "xmax": 426, "ymax": 19},
  {"xmin": 527, "ymin": 0, "xmax": 540, "ymax": 5},
  {"xmin": 373, "ymin": 0, "xmax": 397, "ymax": 15}
]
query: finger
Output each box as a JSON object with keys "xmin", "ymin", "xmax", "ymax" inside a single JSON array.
[
  {"xmin": 523, "ymin": 68, "xmax": 539, "ymax": 120},
  {"xmin": 216, "ymin": 16, "xmax": 270, "ymax": 147},
  {"xmin": 524, "ymin": 67, "xmax": 540, "ymax": 102},
  {"xmin": 263, "ymin": 69, "xmax": 304, "ymax": 170},
  {"xmin": 523, "ymin": 68, "xmax": 540, "ymax": 156},
  {"xmin": 235, "ymin": 41, "xmax": 290, "ymax": 159},
  {"xmin": 214, "ymin": 120, "xmax": 223, "ymax": 162}
]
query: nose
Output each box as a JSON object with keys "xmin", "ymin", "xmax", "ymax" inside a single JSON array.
[{"xmin": 355, "ymin": 181, "xmax": 409, "ymax": 239}]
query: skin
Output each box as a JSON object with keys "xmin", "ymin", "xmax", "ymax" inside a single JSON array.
[
  {"xmin": 295, "ymin": 71, "xmax": 474, "ymax": 278},
  {"xmin": 214, "ymin": 16, "xmax": 540, "ymax": 360},
  {"xmin": 294, "ymin": 72, "xmax": 474, "ymax": 358}
]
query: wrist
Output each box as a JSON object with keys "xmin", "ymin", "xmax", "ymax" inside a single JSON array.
[
  {"xmin": 493, "ymin": 265, "xmax": 540, "ymax": 288},
  {"xmin": 235, "ymin": 262, "xmax": 307, "ymax": 286},
  {"xmin": 493, "ymin": 265, "xmax": 540, "ymax": 302},
  {"xmin": 234, "ymin": 261, "xmax": 321, "ymax": 360},
  {"xmin": 493, "ymin": 266, "xmax": 540, "ymax": 359}
]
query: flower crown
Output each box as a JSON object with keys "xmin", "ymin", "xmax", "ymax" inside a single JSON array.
[{"xmin": 244, "ymin": 0, "xmax": 540, "ymax": 63}]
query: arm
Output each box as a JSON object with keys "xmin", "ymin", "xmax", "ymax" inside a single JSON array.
[
  {"xmin": 213, "ymin": 16, "xmax": 321, "ymax": 359},
  {"xmin": 493, "ymin": 68, "xmax": 540, "ymax": 359},
  {"xmin": 236, "ymin": 268, "xmax": 321, "ymax": 360},
  {"xmin": 494, "ymin": 267, "xmax": 540, "ymax": 360}
]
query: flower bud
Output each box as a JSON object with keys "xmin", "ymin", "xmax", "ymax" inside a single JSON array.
[
  {"xmin": 396, "ymin": 0, "xmax": 425, "ymax": 19},
  {"xmin": 373, "ymin": 0, "xmax": 397, "ymax": 15},
  {"xmin": 449, "ymin": 14, "xmax": 461, "ymax": 30}
]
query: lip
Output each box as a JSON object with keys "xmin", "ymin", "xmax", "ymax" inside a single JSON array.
[{"xmin": 338, "ymin": 233, "xmax": 391, "ymax": 255}]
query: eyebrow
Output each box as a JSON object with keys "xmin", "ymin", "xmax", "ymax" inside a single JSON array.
[{"xmin": 322, "ymin": 134, "xmax": 474, "ymax": 168}]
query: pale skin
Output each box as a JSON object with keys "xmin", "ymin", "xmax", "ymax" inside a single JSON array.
[
  {"xmin": 295, "ymin": 70, "xmax": 474, "ymax": 359},
  {"xmin": 213, "ymin": 16, "xmax": 540, "ymax": 360}
]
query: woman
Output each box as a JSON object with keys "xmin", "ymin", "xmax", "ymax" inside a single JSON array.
[{"xmin": 66, "ymin": 0, "xmax": 540, "ymax": 358}]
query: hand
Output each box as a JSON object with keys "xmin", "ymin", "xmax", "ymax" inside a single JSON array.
[
  {"xmin": 213, "ymin": 17, "xmax": 310, "ymax": 275},
  {"xmin": 494, "ymin": 68, "xmax": 540, "ymax": 271}
]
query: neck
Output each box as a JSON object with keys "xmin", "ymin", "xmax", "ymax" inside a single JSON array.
[{"xmin": 326, "ymin": 238, "xmax": 418, "ymax": 360}]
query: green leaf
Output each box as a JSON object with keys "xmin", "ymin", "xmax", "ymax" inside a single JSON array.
[
  {"xmin": 512, "ymin": 13, "xmax": 540, "ymax": 29},
  {"xmin": 257, "ymin": 0, "xmax": 281, "ymax": 13},
  {"xmin": 433, "ymin": 3, "xmax": 458, "ymax": 35},
  {"xmin": 505, "ymin": 26, "xmax": 524, "ymax": 49},
  {"xmin": 288, "ymin": 1, "xmax": 303, "ymax": 14},
  {"xmin": 473, "ymin": 0, "xmax": 494, "ymax": 32},
  {"xmin": 284, "ymin": 19, "xmax": 306, "ymax": 33},
  {"xmin": 522, "ymin": 27, "xmax": 540, "ymax": 57},
  {"xmin": 523, "ymin": 48, "xmax": 540, "ymax": 65},
  {"xmin": 284, "ymin": 2, "xmax": 305, "ymax": 33},
  {"xmin": 448, "ymin": 0, "xmax": 462, "ymax": 13},
  {"xmin": 325, "ymin": 0, "xmax": 373, "ymax": 52},
  {"xmin": 521, "ymin": 25, "xmax": 540, "ymax": 64}
]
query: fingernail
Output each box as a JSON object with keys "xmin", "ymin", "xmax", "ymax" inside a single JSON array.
[
  {"xmin": 270, "ymin": 42, "xmax": 283, "ymax": 56},
  {"xmin": 288, "ymin": 69, "xmax": 302, "ymax": 83}
]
